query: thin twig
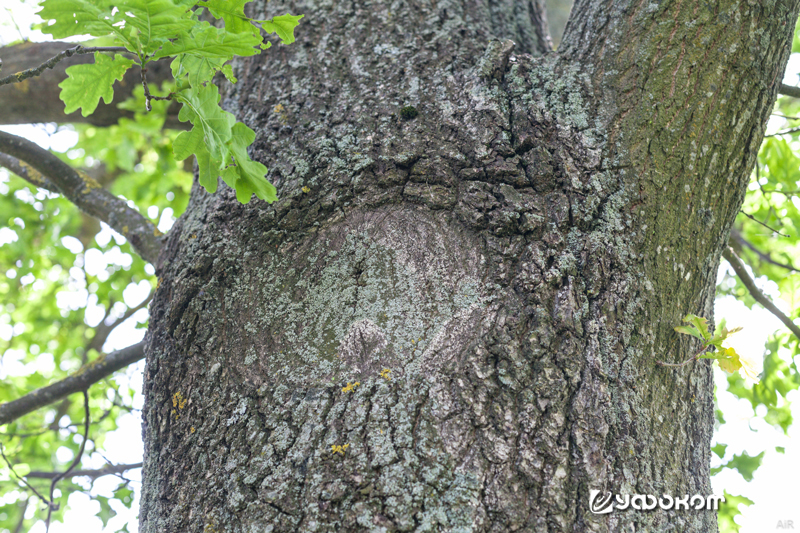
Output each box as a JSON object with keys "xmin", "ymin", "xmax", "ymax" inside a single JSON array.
[
  {"xmin": 89, "ymin": 292, "xmax": 152, "ymax": 353},
  {"xmin": 140, "ymin": 67, "xmax": 174, "ymax": 112},
  {"xmin": 0, "ymin": 342, "xmax": 145, "ymax": 425},
  {"xmin": 657, "ymin": 344, "xmax": 712, "ymax": 368},
  {"xmin": 771, "ymin": 113, "xmax": 800, "ymax": 120},
  {"xmin": 0, "ymin": 46, "xmax": 132, "ymax": 87},
  {"xmin": 755, "ymin": 162, "xmax": 780, "ymax": 223},
  {"xmin": 723, "ymin": 247, "xmax": 800, "ymax": 342},
  {"xmin": 26, "ymin": 462, "xmax": 142, "ymax": 481},
  {"xmin": 730, "ymin": 230, "xmax": 800, "ymax": 273},
  {"xmin": 0, "ymin": 442, "xmax": 52, "ymax": 507},
  {"xmin": 46, "ymin": 391, "xmax": 89, "ymax": 533},
  {"xmin": 739, "ymin": 210, "xmax": 789, "ymax": 237},
  {"xmin": 759, "ymin": 188, "xmax": 799, "ymax": 196},
  {"xmin": 765, "ymin": 125, "xmax": 800, "ymax": 137},
  {"xmin": 12, "ymin": 497, "xmax": 27, "ymax": 533}
]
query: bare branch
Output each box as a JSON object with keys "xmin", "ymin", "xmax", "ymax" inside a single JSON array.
[
  {"xmin": 0, "ymin": 45, "xmax": 131, "ymax": 87},
  {"xmin": 730, "ymin": 230, "xmax": 800, "ymax": 273},
  {"xmin": 765, "ymin": 125, "xmax": 800, "ymax": 137},
  {"xmin": 0, "ymin": 443, "xmax": 51, "ymax": 508},
  {"xmin": 779, "ymin": 83, "xmax": 800, "ymax": 99},
  {"xmin": 47, "ymin": 391, "xmax": 89, "ymax": 532},
  {"xmin": 0, "ymin": 132, "xmax": 164, "ymax": 263},
  {"xmin": 0, "ymin": 342, "xmax": 145, "ymax": 426},
  {"xmin": 12, "ymin": 497, "xmax": 27, "ymax": 533},
  {"xmin": 0, "ymin": 41, "xmax": 182, "ymax": 127},
  {"xmin": 26, "ymin": 462, "xmax": 142, "ymax": 481},
  {"xmin": 657, "ymin": 344, "xmax": 712, "ymax": 368},
  {"xmin": 722, "ymin": 247, "xmax": 800, "ymax": 343},
  {"xmin": 89, "ymin": 293, "xmax": 152, "ymax": 353},
  {"xmin": 739, "ymin": 210, "xmax": 789, "ymax": 237}
]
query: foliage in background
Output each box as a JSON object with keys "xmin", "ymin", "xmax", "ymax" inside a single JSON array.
[
  {"xmin": 710, "ymin": 21, "xmax": 800, "ymax": 531},
  {"xmin": 0, "ymin": 2, "xmax": 799, "ymax": 533}
]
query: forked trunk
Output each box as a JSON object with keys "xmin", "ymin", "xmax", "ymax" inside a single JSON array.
[{"xmin": 140, "ymin": 1, "xmax": 798, "ymax": 531}]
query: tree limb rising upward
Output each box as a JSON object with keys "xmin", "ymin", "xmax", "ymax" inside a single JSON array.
[
  {"xmin": 0, "ymin": 132, "xmax": 163, "ymax": 264},
  {"xmin": 723, "ymin": 247, "xmax": 800, "ymax": 342},
  {"xmin": 0, "ymin": 342, "xmax": 145, "ymax": 426}
]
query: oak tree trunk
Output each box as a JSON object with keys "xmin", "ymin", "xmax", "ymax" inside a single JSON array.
[{"xmin": 140, "ymin": 1, "xmax": 799, "ymax": 531}]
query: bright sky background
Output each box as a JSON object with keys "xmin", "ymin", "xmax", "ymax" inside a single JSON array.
[{"xmin": 2, "ymin": 3, "xmax": 800, "ymax": 533}]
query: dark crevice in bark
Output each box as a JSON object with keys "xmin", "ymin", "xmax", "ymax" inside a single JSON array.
[{"xmin": 140, "ymin": 1, "xmax": 800, "ymax": 532}]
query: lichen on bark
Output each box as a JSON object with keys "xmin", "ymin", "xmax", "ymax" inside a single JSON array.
[{"xmin": 140, "ymin": 1, "xmax": 800, "ymax": 532}]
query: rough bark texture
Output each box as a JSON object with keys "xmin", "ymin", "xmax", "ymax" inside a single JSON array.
[{"xmin": 140, "ymin": 1, "xmax": 799, "ymax": 532}]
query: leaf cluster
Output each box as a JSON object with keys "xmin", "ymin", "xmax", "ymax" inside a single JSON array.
[
  {"xmin": 38, "ymin": 0, "xmax": 302, "ymax": 203},
  {"xmin": 674, "ymin": 314, "xmax": 756, "ymax": 379}
]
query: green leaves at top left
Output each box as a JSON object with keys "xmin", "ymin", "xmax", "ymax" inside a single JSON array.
[
  {"xmin": 59, "ymin": 53, "xmax": 135, "ymax": 116},
  {"xmin": 38, "ymin": 0, "xmax": 195, "ymax": 54}
]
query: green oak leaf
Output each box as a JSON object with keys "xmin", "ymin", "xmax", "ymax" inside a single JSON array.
[
  {"xmin": 717, "ymin": 347, "xmax": 743, "ymax": 374},
  {"xmin": 37, "ymin": 0, "xmax": 123, "ymax": 42},
  {"xmin": 683, "ymin": 313, "xmax": 710, "ymax": 340},
  {"xmin": 112, "ymin": 0, "xmax": 194, "ymax": 54},
  {"xmin": 198, "ymin": 0, "xmax": 258, "ymax": 36},
  {"xmin": 59, "ymin": 53, "xmax": 135, "ymax": 116},
  {"xmin": 152, "ymin": 23, "xmax": 262, "ymax": 61},
  {"xmin": 256, "ymin": 13, "xmax": 304, "ymax": 44},
  {"xmin": 170, "ymin": 54, "xmax": 235, "ymax": 87},
  {"xmin": 221, "ymin": 123, "xmax": 276, "ymax": 203},
  {"xmin": 172, "ymin": 126, "xmax": 220, "ymax": 192},
  {"xmin": 174, "ymin": 83, "xmax": 235, "ymax": 164},
  {"xmin": 674, "ymin": 325, "xmax": 703, "ymax": 341}
]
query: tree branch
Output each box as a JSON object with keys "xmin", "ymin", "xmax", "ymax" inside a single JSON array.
[
  {"xmin": 0, "ymin": 41, "xmax": 182, "ymax": 127},
  {"xmin": 722, "ymin": 247, "xmax": 800, "ymax": 342},
  {"xmin": 0, "ymin": 133, "xmax": 163, "ymax": 263},
  {"xmin": 47, "ymin": 391, "xmax": 89, "ymax": 532},
  {"xmin": 0, "ymin": 45, "xmax": 131, "ymax": 87},
  {"xmin": 26, "ymin": 462, "xmax": 142, "ymax": 481},
  {"xmin": 730, "ymin": 230, "xmax": 800, "ymax": 273},
  {"xmin": 0, "ymin": 342, "xmax": 145, "ymax": 426},
  {"xmin": 739, "ymin": 210, "xmax": 789, "ymax": 237},
  {"xmin": 88, "ymin": 294, "xmax": 152, "ymax": 353},
  {"xmin": 779, "ymin": 83, "xmax": 800, "ymax": 99}
]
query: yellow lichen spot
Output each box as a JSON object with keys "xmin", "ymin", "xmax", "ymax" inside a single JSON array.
[
  {"xmin": 301, "ymin": 186, "xmax": 311, "ymax": 193},
  {"xmin": 172, "ymin": 391, "xmax": 188, "ymax": 410},
  {"xmin": 122, "ymin": 226, "xmax": 129, "ymax": 234},
  {"xmin": 191, "ymin": 234, "xmax": 197, "ymax": 239},
  {"xmin": 156, "ymin": 278, "xmax": 162, "ymax": 289},
  {"xmin": 331, "ymin": 443, "xmax": 350, "ymax": 455},
  {"xmin": 78, "ymin": 171, "xmax": 102, "ymax": 191},
  {"xmin": 190, "ymin": 426, "xmax": 195, "ymax": 433},
  {"xmin": 379, "ymin": 368, "xmax": 391, "ymax": 381},
  {"xmin": 274, "ymin": 103, "xmax": 285, "ymax": 113},
  {"xmin": 341, "ymin": 382, "xmax": 360, "ymax": 393}
]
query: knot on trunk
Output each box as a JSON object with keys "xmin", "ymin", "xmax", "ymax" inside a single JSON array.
[{"xmin": 337, "ymin": 319, "xmax": 389, "ymax": 375}]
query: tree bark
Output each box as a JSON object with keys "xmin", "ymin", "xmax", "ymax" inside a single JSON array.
[
  {"xmin": 0, "ymin": 41, "xmax": 180, "ymax": 127},
  {"xmin": 140, "ymin": 1, "xmax": 799, "ymax": 532}
]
